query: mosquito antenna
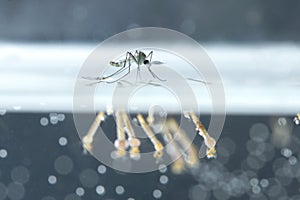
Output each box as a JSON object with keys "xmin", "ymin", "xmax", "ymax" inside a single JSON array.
[
  {"xmin": 85, "ymin": 80, "xmax": 106, "ymax": 86},
  {"xmin": 139, "ymin": 80, "xmax": 163, "ymax": 87}
]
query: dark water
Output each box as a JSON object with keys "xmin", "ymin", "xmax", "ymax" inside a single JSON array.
[{"xmin": 0, "ymin": 113, "xmax": 299, "ymax": 200}]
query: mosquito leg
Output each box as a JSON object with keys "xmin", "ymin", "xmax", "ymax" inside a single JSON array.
[
  {"xmin": 104, "ymin": 52, "xmax": 135, "ymax": 83},
  {"xmin": 82, "ymin": 112, "xmax": 105, "ymax": 152},
  {"xmin": 105, "ymin": 65, "xmax": 132, "ymax": 83},
  {"xmin": 102, "ymin": 59, "xmax": 130, "ymax": 80},
  {"xmin": 88, "ymin": 67, "xmax": 131, "ymax": 85},
  {"xmin": 145, "ymin": 50, "xmax": 165, "ymax": 81},
  {"xmin": 136, "ymin": 65, "xmax": 141, "ymax": 82},
  {"xmin": 147, "ymin": 65, "xmax": 166, "ymax": 81},
  {"xmin": 83, "ymin": 52, "xmax": 133, "ymax": 83},
  {"xmin": 126, "ymin": 52, "xmax": 141, "ymax": 82},
  {"xmin": 82, "ymin": 67, "xmax": 128, "ymax": 85},
  {"xmin": 147, "ymin": 51, "xmax": 153, "ymax": 62}
]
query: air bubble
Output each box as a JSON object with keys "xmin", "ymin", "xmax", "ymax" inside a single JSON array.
[
  {"xmin": 0, "ymin": 149, "xmax": 7, "ymax": 158},
  {"xmin": 40, "ymin": 117, "xmax": 49, "ymax": 126},
  {"xmin": 249, "ymin": 123, "xmax": 269, "ymax": 142},
  {"xmin": 110, "ymin": 151, "xmax": 118, "ymax": 159},
  {"xmin": 115, "ymin": 185, "xmax": 125, "ymax": 195},
  {"xmin": 260, "ymin": 179, "xmax": 269, "ymax": 188},
  {"xmin": 75, "ymin": 187, "xmax": 85, "ymax": 196},
  {"xmin": 289, "ymin": 156, "xmax": 297, "ymax": 165},
  {"xmin": 48, "ymin": 175, "xmax": 57, "ymax": 184},
  {"xmin": 97, "ymin": 165, "xmax": 107, "ymax": 174},
  {"xmin": 252, "ymin": 185, "xmax": 261, "ymax": 194},
  {"xmin": 11, "ymin": 166, "xmax": 30, "ymax": 184},
  {"xmin": 58, "ymin": 137, "xmax": 68, "ymax": 146},
  {"xmin": 250, "ymin": 178, "xmax": 259, "ymax": 186},
  {"xmin": 153, "ymin": 189, "xmax": 162, "ymax": 199},
  {"xmin": 158, "ymin": 164, "xmax": 167, "ymax": 173},
  {"xmin": 57, "ymin": 114, "xmax": 65, "ymax": 121},
  {"xmin": 278, "ymin": 118, "xmax": 287, "ymax": 126},
  {"xmin": 54, "ymin": 155, "xmax": 74, "ymax": 175},
  {"xmin": 281, "ymin": 148, "xmax": 292, "ymax": 158},
  {"xmin": 96, "ymin": 185, "xmax": 105, "ymax": 195},
  {"xmin": 50, "ymin": 115, "xmax": 58, "ymax": 125},
  {"xmin": 159, "ymin": 175, "xmax": 168, "ymax": 184},
  {"xmin": 79, "ymin": 169, "xmax": 99, "ymax": 188},
  {"xmin": 7, "ymin": 182, "xmax": 25, "ymax": 200}
]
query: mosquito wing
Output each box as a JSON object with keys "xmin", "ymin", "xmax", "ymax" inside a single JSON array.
[
  {"xmin": 150, "ymin": 61, "xmax": 164, "ymax": 65},
  {"xmin": 82, "ymin": 76, "xmax": 103, "ymax": 80}
]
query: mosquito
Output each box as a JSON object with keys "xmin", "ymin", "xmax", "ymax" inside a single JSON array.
[{"xmin": 83, "ymin": 50, "xmax": 166, "ymax": 85}]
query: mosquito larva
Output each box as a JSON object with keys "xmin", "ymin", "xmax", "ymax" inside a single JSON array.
[
  {"xmin": 106, "ymin": 104, "xmax": 114, "ymax": 116},
  {"xmin": 294, "ymin": 113, "xmax": 300, "ymax": 125},
  {"xmin": 121, "ymin": 111, "xmax": 141, "ymax": 159},
  {"xmin": 114, "ymin": 111, "xmax": 128, "ymax": 157},
  {"xmin": 147, "ymin": 112, "xmax": 186, "ymax": 172},
  {"xmin": 185, "ymin": 112, "xmax": 217, "ymax": 158},
  {"xmin": 82, "ymin": 112, "xmax": 105, "ymax": 152},
  {"xmin": 166, "ymin": 118, "xmax": 199, "ymax": 168},
  {"xmin": 136, "ymin": 114, "xmax": 164, "ymax": 159},
  {"xmin": 161, "ymin": 125, "xmax": 186, "ymax": 174}
]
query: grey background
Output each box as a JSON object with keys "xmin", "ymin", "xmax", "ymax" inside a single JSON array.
[{"xmin": 0, "ymin": 0, "xmax": 300, "ymax": 41}]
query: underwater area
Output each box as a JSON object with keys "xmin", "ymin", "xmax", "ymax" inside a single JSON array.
[{"xmin": 0, "ymin": 113, "xmax": 300, "ymax": 200}]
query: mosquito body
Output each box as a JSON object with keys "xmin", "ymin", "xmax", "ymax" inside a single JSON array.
[
  {"xmin": 109, "ymin": 50, "xmax": 149, "ymax": 67},
  {"xmin": 83, "ymin": 50, "xmax": 165, "ymax": 85}
]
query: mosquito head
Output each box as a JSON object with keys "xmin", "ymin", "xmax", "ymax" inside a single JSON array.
[{"xmin": 143, "ymin": 60, "xmax": 150, "ymax": 65}]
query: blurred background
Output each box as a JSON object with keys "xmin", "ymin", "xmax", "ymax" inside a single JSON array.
[
  {"xmin": 1, "ymin": 0, "xmax": 300, "ymax": 42},
  {"xmin": 0, "ymin": 1, "xmax": 300, "ymax": 200}
]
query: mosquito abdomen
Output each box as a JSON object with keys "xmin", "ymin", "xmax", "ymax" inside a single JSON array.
[{"xmin": 109, "ymin": 61, "xmax": 121, "ymax": 67}]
